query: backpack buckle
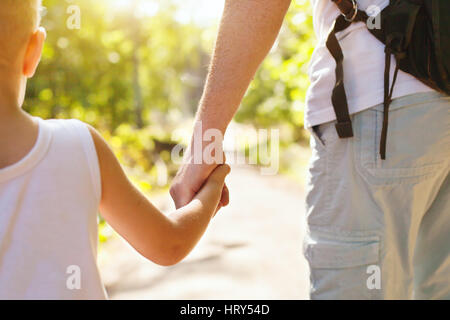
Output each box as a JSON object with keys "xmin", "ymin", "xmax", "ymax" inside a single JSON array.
[{"xmin": 342, "ymin": 0, "xmax": 359, "ymax": 22}]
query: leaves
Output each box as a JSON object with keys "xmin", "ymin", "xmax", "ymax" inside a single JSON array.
[
  {"xmin": 237, "ymin": 1, "xmax": 315, "ymax": 143},
  {"xmin": 26, "ymin": 0, "xmax": 315, "ymax": 191}
]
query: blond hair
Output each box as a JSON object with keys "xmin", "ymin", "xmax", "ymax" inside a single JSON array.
[{"xmin": 0, "ymin": 0, "xmax": 42, "ymax": 63}]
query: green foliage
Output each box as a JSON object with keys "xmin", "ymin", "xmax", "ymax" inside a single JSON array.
[
  {"xmin": 26, "ymin": 0, "xmax": 212, "ymax": 190},
  {"xmin": 27, "ymin": 0, "xmax": 209, "ymax": 129},
  {"xmin": 236, "ymin": 0, "xmax": 315, "ymax": 144},
  {"xmin": 25, "ymin": 0, "xmax": 316, "ymax": 195}
]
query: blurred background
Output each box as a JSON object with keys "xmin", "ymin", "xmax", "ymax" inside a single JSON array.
[{"xmin": 27, "ymin": 0, "xmax": 317, "ymax": 299}]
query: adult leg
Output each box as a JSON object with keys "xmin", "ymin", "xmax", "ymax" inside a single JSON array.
[
  {"xmin": 304, "ymin": 92, "xmax": 450, "ymax": 299},
  {"xmin": 414, "ymin": 168, "xmax": 450, "ymax": 299}
]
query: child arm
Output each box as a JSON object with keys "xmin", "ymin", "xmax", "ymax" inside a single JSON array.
[{"xmin": 88, "ymin": 126, "xmax": 230, "ymax": 266}]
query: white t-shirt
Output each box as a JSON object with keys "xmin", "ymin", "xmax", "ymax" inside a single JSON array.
[
  {"xmin": 305, "ymin": 0, "xmax": 433, "ymax": 128},
  {"xmin": 0, "ymin": 118, "xmax": 107, "ymax": 299}
]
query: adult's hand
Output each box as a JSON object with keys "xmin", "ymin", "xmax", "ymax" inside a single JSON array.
[
  {"xmin": 170, "ymin": 0, "xmax": 290, "ymax": 208},
  {"xmin": 170, "ymin": 150, "xmax": 229, "ymax": 209}
]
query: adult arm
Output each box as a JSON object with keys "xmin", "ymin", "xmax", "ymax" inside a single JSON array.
[{"xmin": 170, "ymin": 0, "xmax": 292, "ymax": 208}]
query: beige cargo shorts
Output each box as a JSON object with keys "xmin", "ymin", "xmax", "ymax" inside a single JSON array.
[{"xmin": 304, "ymin": 91, "xmax": 450, "ymax": 299}]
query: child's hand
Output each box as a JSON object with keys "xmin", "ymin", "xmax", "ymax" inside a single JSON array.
[
  {"xmin": 193, "ymin": 164, "xmax": 231, "ymax": 216},
  {"xmin": 90, "ymin": 125, "xmax": 230, "ymax": 266}
]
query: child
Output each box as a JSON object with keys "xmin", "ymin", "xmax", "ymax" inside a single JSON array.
[{"xmin": 0, "ymin": 0, "xmax": 230, "ymax": 299}]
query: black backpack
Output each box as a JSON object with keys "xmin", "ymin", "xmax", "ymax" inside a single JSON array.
[{"xmin": 326, "ymin": 0, "xmax": 449, "ymax": 159}]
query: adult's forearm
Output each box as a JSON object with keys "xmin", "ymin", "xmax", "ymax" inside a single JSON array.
[
  {"xmin": 196, "ymin": 0, "xmax": 291, "ymax": 134},
  {"xmin": 170, "ymin": 0, "xmax": 291, "ymax": 209}
]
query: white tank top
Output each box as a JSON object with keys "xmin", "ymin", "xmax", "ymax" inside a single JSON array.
[
  {"xmin": 0, "ymin": 118, "xmax": 107, "ymax": 299},
  {"xmin": 305, "ymin": 0, "xmax": 433, "ymax": 128}
]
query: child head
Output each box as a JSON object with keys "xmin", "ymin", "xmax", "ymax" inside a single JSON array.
[{"xmin": 0, "ymin": 0, "xmax": 46, "ymax": 109}]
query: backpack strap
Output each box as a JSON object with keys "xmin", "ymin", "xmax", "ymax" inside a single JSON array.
[
  {"xmin": 326, "ymin": 2, "xmax": 368, "ymax": 138},
  {"xmin": 327, "ymin": 0, "xmax": 399, "ymax": 159},
  {"xmin": 380, "ymin": 39, "xmax": 401, "ymax": 159}
]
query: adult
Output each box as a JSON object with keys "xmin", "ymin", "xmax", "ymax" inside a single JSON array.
[{"xmin": 170, "ymin": 0, "xmax": 449, "ymax": 299}]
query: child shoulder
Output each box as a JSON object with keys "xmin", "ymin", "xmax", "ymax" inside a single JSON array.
[
  {"xmin": 37, "ymin": 117, "xmax": 108, "ymax": 156},
  {"xmin": 39, "ymin": 117, "xmax": 100, "ymax": 140},
  {"xmin": 37, "ymin": 117, "xmax": 117, "ymax": 174},
  {"xmin": 38, "ymin": 117, "xmax": 88, "ymax": 133}
]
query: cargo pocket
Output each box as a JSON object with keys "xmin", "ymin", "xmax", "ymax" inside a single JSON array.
[
  {"xmin": 354, "ymin": 92, "xmax": 449, "ymax": 185},
  {"xmin": 304, "ymin": 229, "xmax": 382, "ymax": 299},
  {"xmin": 311, "ymin": 121, "xmax": 339, "ymax": 149}
]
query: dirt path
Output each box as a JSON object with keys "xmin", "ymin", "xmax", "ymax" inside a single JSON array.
[{"xmin": 98, "ymin": 165, "xmax": 310, "ymax": 299}]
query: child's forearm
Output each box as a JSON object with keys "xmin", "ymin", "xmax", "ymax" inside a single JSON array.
[
  {"xmin": 130, "ymin": 197, "xmax": 218, "ymax": 266},
  {"xmin": 90, "ymin": 125, "xmax": 215, "ymax": 266},
  {"xmin": 164, "ymin": 201, "xmax": 216, "ymax": 264},
  {"xmin": 101, "ymin": 193, "xmax": 216, "ymax": 267},
  {"xmin": 159, "ymin": 167, "xmax": 227, "ymax": 265},
  {"xmin": 91, "ymin": 125, "xmax": 227, "ymax": 266}
]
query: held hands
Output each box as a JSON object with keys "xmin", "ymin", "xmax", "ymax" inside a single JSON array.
[
  {"xmin": 191, "ymin": 164, "xmax": 231, "ymax": 216},
  {"xmin": 170, "ymin": 151, "xmax": 230, "ymax": 212}
]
